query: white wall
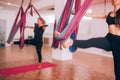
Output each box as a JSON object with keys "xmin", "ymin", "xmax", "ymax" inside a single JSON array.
[
  {"xmin": 76, "ymin": 2, "xmax": 113, "ymax": 56},
  {"xmin": 53, "ymin": 1, "xmax": 113, "ymax": 57},
  {"xmin": 0, "ymin": 1, "xmax": 113, "ymax": 48},
  {"xmin": 0, "ymin": 9, "xmax": 54, "ymax": 45},
  {"xmin": 53, "ymin": 1, "xmax": 113, "ymax": 38},
  {"xmin": 0, "ymin": 10, "xmax": 15, "ymax": 41},
  {"xmin": 25, "ymin": 10, "xmax": 54, "ymax": 40},
  {"xmin": 0, "ymin": 19, "xmax": 7, "ymax": 45},
  {"xmin": 78, "ymin": 2, "xmax": 113, "ymax": 37}
]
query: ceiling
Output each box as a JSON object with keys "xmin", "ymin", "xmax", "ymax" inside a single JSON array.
[
  {"xmin": 0, "ymin": 0, "xmax": 55, "ymax": 11},
  {"xmin": 0, "ymin": 0, "xmax": 110, "ymax": 11}
]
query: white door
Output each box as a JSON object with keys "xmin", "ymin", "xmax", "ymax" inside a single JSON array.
[{"xmin": 0, "ymin": 19, "xmax": 7, "ymax": 47}]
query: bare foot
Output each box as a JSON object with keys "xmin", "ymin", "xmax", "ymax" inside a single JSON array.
[
  {"xmin": 54, "ymin": 31, "xmax": 73, "ymax": 48},
  {"xmin": 38, "ymin": 63, "xmax": 42, "ymax": 69},
  {"xmin": 62, "ymin": 38, "xmax": 73, "ymax": 48},
  {"xmin": 9, "ymin": 41, "xmax": 14, "ymax": 46}
]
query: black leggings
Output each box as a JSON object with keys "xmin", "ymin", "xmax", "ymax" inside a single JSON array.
[
  {"xmin": 106, "ymin": 33, "xmax": 120, "ymax": 80},
  {"xmin": 72, "ymin": 36, "xmax": 111, "ymax": 51},
  {"xmin": 72, "ymin": 33, "xmax": 120, "ymax": 80},
  {"xmin": 14, "ymin": 39, "xmax": 43, "ymax": 63}
]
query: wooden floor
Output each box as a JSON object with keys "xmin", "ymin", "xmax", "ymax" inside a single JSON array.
[{"xmin": 0, "ymin": 45, "xmax": 115, "ymax": 80}]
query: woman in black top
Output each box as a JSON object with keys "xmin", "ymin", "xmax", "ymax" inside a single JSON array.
[
  {"xmin": 11, "ymin": 18, "xmax": 47, "ymax": 68},
  {"xmin": 55, "ymin": 0, "xmax": 120, "ymax": 79}
]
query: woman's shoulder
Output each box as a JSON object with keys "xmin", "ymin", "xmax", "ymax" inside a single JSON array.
[
  {"xmin": 107, "ymin": 11, "xmax": 117, "ymax": 17},
  {"xmin": 105, "ymin": 12, "xmax": 111, "ymax": 17},
  {"xmin": 34, "ymin": 23, "xmax": 38, "ymax": 27}
]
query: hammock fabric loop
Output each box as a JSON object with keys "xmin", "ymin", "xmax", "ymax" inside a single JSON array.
[
  {"xmin": 52, "ymin": 0, "xmax": 93, "ymax": 51},
  {"xmin": 7, "ymin": 0, "xmax": 43, "ymax": 48},
  {"xmin": 21, "ymin": 0, "xmax": 24, "ymax": 6}
]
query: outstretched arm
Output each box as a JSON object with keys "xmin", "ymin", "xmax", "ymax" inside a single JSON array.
[
  {"xmin": 72, "ymin": 8, "xmax": 108, "ymax": 19},
  {"xmin": 85, "ymin": 12, "xmax": 108, "ymax": 19},
  {"xmin": 25, "ymin": 26, "xmax": 34, "ymax": 29}
]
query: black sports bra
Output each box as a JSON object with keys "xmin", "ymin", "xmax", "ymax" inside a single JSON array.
[{"xmin": 106, "ymin": 12, "xmax": 115, "ymax": 25}]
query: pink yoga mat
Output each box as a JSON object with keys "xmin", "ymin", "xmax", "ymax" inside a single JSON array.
[{"xmin": 0, "ymin": 62, "xmax": 56, "ymax": 76}]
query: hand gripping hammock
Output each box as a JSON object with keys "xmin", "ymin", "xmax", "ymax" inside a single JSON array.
[{"xmin": 52, "ymin": 0, "xmax": 93, "ymax": 52}]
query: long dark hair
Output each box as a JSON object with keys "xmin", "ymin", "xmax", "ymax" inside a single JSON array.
[{"xmin": 115, "ymin": 8, "xmax": 120, "ymax": 27}]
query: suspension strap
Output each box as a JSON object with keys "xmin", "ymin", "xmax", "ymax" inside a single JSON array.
[
  {"xmin": 104, "ymin": 0, "xmax": 106, "ymax": 13},
  {"xmin": 52, "ymin": 0, "xmax": 74, "ymax": 48},
  {"xmin": 52, "ymin": 0, "xmax": 93, "ymax": 49},
  {"xmin": 7, "ymin": 0, "xmax": 24, "ymax": 44},
  {"xmin": 7, "ymin": 0, "xmax": 42, "ymax": 48},
  {"xmin": 70, "ymin": 0, "xmax": 81, "ymax": 52}
]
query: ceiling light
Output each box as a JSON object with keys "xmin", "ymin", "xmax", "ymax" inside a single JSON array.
[
  {"xmin": 7, "ymin": 2, "xmax": 11, "ymax": 5},
  {"xmin": 0, "ymin": 6, "xmax": 3, "ymax": 9}
]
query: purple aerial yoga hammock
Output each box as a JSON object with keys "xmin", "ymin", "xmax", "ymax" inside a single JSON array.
[
  {"xmin": 7, "ymin": 0, "xmax": 42, "ymax": 48},
  {"xmin": 52, "ymin": 0, "xmax": 74, "ymax": 48},
  {"xmin": 7, "ymin": 0, "xmax": 24, "ymax": 47},
  {"xmin": 52, "ymin": 0, "xmax": 93, "ymax": 51},
  {"xmin": 70, "ymin": 0, "xmax": 81, "ymax": 52}
]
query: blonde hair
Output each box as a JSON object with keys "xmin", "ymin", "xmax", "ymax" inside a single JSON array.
[{"xmin": 38, "ymin": 17, "xmax": 45, "ymax": 24}]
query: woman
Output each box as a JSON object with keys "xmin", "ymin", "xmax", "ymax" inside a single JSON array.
[
  {"xmin": 11, "ymin": 18, "xmax": 48, "ymax": 68},
  {"xmin": 55, "ymin": 0, "xmax": 120, "ymax": 79}
]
